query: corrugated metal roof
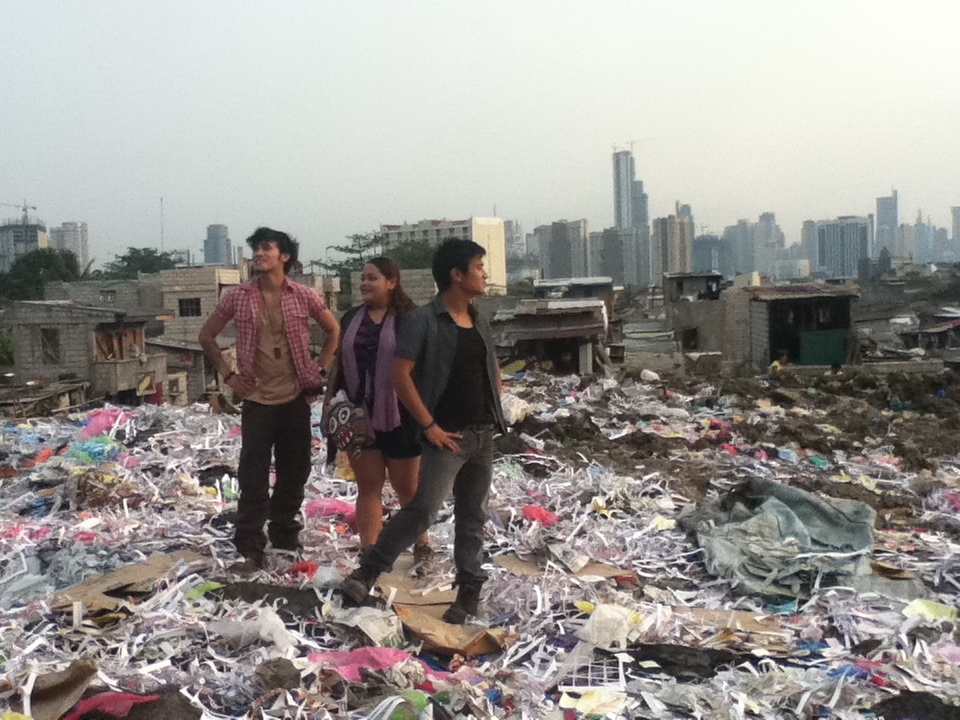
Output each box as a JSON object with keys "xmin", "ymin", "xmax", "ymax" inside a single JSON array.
[
  {"xmin": 743, "ymin": 284, "xmax": 859, "ymax": 301},
  {"xmin": 534, "ymin": 276, "xmax": 613, "ymax": 288},
  {"xmin": 907, "ymin": 319, "xmax": 960, "ymax": 335}
]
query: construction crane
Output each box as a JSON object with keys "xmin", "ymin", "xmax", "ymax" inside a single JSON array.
[{"xmin": 0, "ymin": 200, "xmax": 38, "ymax": 223}]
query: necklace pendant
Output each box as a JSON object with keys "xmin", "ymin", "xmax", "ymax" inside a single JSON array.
[{"xmin": 274, "ymin": 347, "xmax": 281, "ymax": 360}]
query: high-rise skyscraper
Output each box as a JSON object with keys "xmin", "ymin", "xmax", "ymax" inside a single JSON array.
[
  {"xmin": 897, "ymin": 223, "xmax": 916, "ymax": 260},
  {"xmin": 631, "ymin": 180, "xmax": 649, "ymax": 229},
  {"xmin": 204, "ymin": 225, "xmax": 232, "ymax": 265},
  {"xmin": 875, "ymin": 190, "xmax": 898, "ymax": 258},
  {"xmin": 613, "ymin": 151, "xmax": 635, "ymax": 231},
  {"xmin": 915, "ymin": 211, "xmax": 936, "ymax": 264},
  {"xmin": 719, "ymin": 214, "xmax": 785, "ymax": 277},
  {"xmin": 504, "ymin": 220, "xmax": 524, "ymax": 258},
  {"xmin": 531, "ymin": 225, "xmax": 551, "ymax": 276},
  {"xmin": 724, "ymin": 220, "xmax": 755, "ymax": 275},
  {"xmin": 951, "ymin": 207, "xmax": 960, "ymax": 258},
  {"xmin": 809, "ymin": 216, "xmax": 871, "ymax": 277},
  {"xmin": 0, "ymin": 212, "xmax": 49, "ymax": 273},
  {"xmin": 611, "ymin": 149, "xmax": 651, "ymax": 286},
  {"xmin": 651, "ymin": 209, "xmax": 695, "ymax": 281},
  {"xmin": 753, "ymin": 212, "xmax": 785, "ymax": 277},
  {"xmin": 49, "ymin": 222, "xmax": 89, "ymax": 269},
  {"xmin": 537, "ymin": 219, "xmax": 589, "ymax": 279},
  {"xmin": 692, "ymin": 234, "xmax": 734, "ymax": 278},
  {"xmin": 801, "ymin": 220, "xmax": 817, "ymax": 270}
]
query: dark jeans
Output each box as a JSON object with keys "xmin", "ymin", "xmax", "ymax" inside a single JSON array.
[
  {"xmin": 235, "ymin": 394, "xmax": 312, "ymax": 556},
  {"xmin": 362, "ymin": 424, "xmax": 494, "ymax": 584}
]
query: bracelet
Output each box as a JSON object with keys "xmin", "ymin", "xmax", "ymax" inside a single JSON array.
[
  {"xmin": 224, "ymin": 371, "xmax": 236, "ymax": 382},
  {"xmin": 423, "ymin": 421, "xmax": 436, "ymax": 431}
]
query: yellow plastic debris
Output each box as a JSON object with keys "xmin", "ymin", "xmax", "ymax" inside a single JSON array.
[
  {"xmin": 647, "ymin": 515, "xmax": 677, "ymax": 531},
  {"xmin": 902, "ymin": 599, "xmax": 958, "ymax": 621},
  {"xmin": 591, "ymin": 496, "xmax": 611, "ymax": 517},
  {"xmin": 502, "ymin": 359, "xmax": 527, "ymax": 374},
  {"xmin": 559, "ymin": 689, "xmax": 628, "ymax": 715}
]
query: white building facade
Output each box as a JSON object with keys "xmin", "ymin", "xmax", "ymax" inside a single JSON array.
[
  {"xmin": 49, "ymin": 222, "xmax": 90, "ymax": 269},
  {"xmin": 380, "ymin": 217, "xmax": 507, "ymax": 294}
]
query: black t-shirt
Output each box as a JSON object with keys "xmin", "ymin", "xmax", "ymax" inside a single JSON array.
[{"xmin": 432, "ymin": 325, "xmax": 494, "ymax": 431}]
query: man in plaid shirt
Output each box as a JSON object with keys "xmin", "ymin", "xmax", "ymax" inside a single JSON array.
[{"xmin": 200, "ymin": 227, "xmax": 339, "ymax": 569}]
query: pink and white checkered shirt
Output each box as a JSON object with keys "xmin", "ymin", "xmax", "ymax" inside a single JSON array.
[{"xmin": 215, "ymin": 278, "xmax": 328, "ymax": 391}]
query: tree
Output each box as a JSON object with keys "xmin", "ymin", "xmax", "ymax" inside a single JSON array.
[
  {"xmin": 319, "ymin": 233, "xmax": 383, "ymax": 297},
  {"xmin": 0, "ymin": 248, "xmax": 81, "ymax": 300},
  {"xmin": 386, "ymin": 238, "xmax": 435, "ymax": 270},
  {"xmin": 102, "ymin": 247, "xmax": 178, "ymax": 279}
]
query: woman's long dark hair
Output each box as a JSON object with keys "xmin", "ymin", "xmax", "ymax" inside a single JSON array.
[{"xmin": 366, "ymin": 256, "xmax": 416, "ymax": 318}]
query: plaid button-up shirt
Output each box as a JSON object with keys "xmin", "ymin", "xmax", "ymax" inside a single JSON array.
[{"xmin": 215, "ymin": 278, "xmax": 329, "ymax": 391}]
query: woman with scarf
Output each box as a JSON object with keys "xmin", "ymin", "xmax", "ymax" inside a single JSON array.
[{"xmin": 325, "ymin": 258, "xmax": 430, "ymax": 558}]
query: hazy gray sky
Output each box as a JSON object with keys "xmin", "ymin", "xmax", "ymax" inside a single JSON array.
[{"xmin": 2, "ymin": 1, "xmax": 958, "ymax": 266}]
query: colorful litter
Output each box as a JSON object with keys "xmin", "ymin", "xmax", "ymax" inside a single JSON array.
[{"xmin": 0, "ymin": 367, "xmax": 958, "ymax": 717}]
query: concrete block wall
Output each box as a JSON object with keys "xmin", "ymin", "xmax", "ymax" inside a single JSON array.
[
  {"xmin": 290, "ymin": 274, "xmax": 341, "ymax": 312},
  {"xmin": 673, "ymin": 302, "xmax": 726, "ymax": 352},
  {"xmin": 161, "ymin": 267, "xmax": 240, "ymax": 341},
  {"xmin": 45, "ymin": 277, "xmax": 165, "ymax": 313},
  {"xmin": 12, "ymin": 307, "xmax": 94, "ymax": 384},
  {"xmin": 349, "ymin": 268, "xmax": 436, "ymax": 310},
  {"xmin": 45, "ymin": 280, "xmax": 143, "ymax": 311},
  {"xmin": 138, "ymin": 274, "xmax": 164, "ymax": 311},
  {"xmin": 163, "ymin": 311, "xmax": 215, "ymax": 342},
  {"xmin": 89, "ymin": 354, "xmax": 167, "ymax": 398},
  {"xmin": 721, "ymin": 288, "xmax": 751, "ymax": 367},
  {"xmin": 161, "ymin": 267, "xmax": 240, "ymax": 285},
  {"xmin": 749, "ymin": 301, "xmax": 770, "ymax": 371}
]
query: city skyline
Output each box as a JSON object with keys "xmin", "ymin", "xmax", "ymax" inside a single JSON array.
[{"xmin": 2, "ymin": 1, "xmax": 958, "ymax": 267}]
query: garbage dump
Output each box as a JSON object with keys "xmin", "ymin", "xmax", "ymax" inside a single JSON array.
[{"xmin": 0, "ymin": 368, "xmax": 958, "ymax": 718}]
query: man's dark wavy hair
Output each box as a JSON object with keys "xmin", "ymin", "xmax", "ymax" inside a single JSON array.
[
  {"xmin": 432, "ymin": 237, "xmax": 485, "ymax": 292},
  {"xmin": 246, "ymin": 227, "xmax": 298, "ymax": 275}
]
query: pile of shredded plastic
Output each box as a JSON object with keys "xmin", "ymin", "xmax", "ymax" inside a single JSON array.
[{"xmin": 0, "ymin": 370, "xmax": 958, "ymax": 718}]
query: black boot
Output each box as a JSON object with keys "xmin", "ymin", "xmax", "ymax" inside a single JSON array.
[
  {"xmin": 340, "ymin": 564, "xmax": 379, "ymax": 606},
  {"xmin": 442, "ymin": 580, "xmax": 483, "ymax": 624}
]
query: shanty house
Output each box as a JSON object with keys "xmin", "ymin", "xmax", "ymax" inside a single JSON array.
[
  {"xmin": 145, "ymin": 337, "xmax": 236, "ymax": 404},
  {"xmin": 663, "ymin": 271, "xmax": 724, "ymax": 352},
  {"xmin": 667, "ymin": 276, "xmax": 860, "ymax": 373},
  {"xmin": 45, "ymin": 276, "xmax": 165, "ymax": 336},
  {"xmin": 9, "ymin": 301, "xmax": 170, "ymax": 402},
  {"xmin": 898, "ymin": 319, "xmax": 960, "ymax": 355},
  {"xmin": 723, "ymin": 283, "xmax": 859, "ymax": 371},
  {"xmin": 491, "ymin": 298, "xmax": 608, "ymax": 374}
]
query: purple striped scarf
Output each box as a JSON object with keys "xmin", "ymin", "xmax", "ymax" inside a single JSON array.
[{"xmin": 340, "ymin": 308, "xmax": 402, "ymax": 433}]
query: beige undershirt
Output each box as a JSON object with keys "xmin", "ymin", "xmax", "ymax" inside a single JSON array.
[{"xmin": 247, "ymin": 299, "xmax": 300, "ymax": 405}]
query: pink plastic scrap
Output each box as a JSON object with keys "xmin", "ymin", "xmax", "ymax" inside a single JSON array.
[
  {"xmin": 63, "ymin": 692, "xmax": 161, "ymax": 720},
  {"xmin": 308, "ymin": 647, "xmax": 449, "ymax": 684},
  {"xmin": 304, "ymin": 498, "xmax": 356, "ymax": 520},
  {"xmin": 82, "ymin": 408, "xmax": 132, "ymax": 438}
]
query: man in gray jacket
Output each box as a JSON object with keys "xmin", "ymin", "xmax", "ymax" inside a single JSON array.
[{"xmin": 340, "ymin": 238, "xmax": 506, "ymax": 623}]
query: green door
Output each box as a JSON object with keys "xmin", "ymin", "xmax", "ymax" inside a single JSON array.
[{"xmin": 798, "ymin": 329, "xmax": 847, "ymax": 366}]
